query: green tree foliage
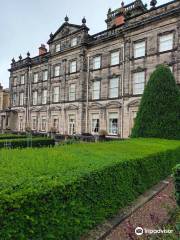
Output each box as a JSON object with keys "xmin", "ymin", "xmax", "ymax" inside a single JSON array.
[{"xmin": 131, "ymin": 65, "xmax": 180, "ymax": 139}]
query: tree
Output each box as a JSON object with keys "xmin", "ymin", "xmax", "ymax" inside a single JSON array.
[{"xmin": 131, "ymin": 65, "xmax": 180, "ymax": 139}]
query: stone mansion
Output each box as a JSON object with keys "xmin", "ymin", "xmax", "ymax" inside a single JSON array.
[{"xmin": 4, "ymin": 0, "xmax": 180, "ymax": 138}]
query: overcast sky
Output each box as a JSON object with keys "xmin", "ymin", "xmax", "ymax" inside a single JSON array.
[{"xmin": 0, "ymin": 0, "xmax": 169, "ymax": 88}]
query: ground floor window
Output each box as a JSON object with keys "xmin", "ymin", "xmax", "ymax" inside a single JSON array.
[
  {"xmin": 32, "ymin": 117, "xmax": 37, "ymax": 130},
  {"xmin": 19, "ymin": 117, "xmax": 23, "ymax": 131},
  {"xmin": 53, "ymin": 117, "xmax": 59, "ymax": 131},
  {"xmin": 91, "ymin": 113, "xmax": 100, "ymax": 134},
  {"xmin": 41, "ymin": 117, "xmax": 46, "ymax": 131},
  {"xmin": 108, "ymin": 112, "xmax": 118, "ymax": 135},
  {"xmin": 68, "ymin": 115, "xmax": 76, "ymax": 135}
]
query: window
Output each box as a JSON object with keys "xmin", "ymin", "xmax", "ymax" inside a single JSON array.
[
  {"xmin": 32, "ymin": 117, "xmax": 37, "ymax": 130},
  {"xmin": 109, "ymin": 112, "xmax": 118, "ymax": 135},
  {"xmin": 20, "ymin": 75, "xmax": 25, "ymax": 85},
  {"xmin": 93, "ymin": 56, "xmax": 101, "ymax": 70},
  {"xmin": 54, "ymin": 65, "xmax": 61, "ymax": 77},
  {"xmin": 43, "ymin": 70, "xmax": 48, "ymax": 81},
  {"xmin": 133, "ymin": 71, "xmax": 145, "ymax": 95},
  {"xmin": 68, "ymin": 115, "xmax": 76, "ymax": 135},
  {"xmin": 42, "ymin": 90, "xmax": 47, "ymax": 104},
  {"xmin": 19, "ymin": 92, "xmax": 24, "ymax": 106},
  {"xmin": 12, "ymin": 93, "xmax": 17, "ymax": 106},
  {"xmin": 13, "ymin": 77, "xmax": 17, "ymax": 86},
  {"xmin": 91, "ymin": 113, "xmax": 100, "ymax": 134},
  {"xmin": 69, "ymin": 84, "xmax": 76, "ymax": 101},
  {"xmin": 109, "ymin": 78, "xmax": 119, "ymax": 98},
  {"xmin": 33, "ymin": 91, "xmax": 38, "ymax": 105},
  {"xmin": 19, "ymin": 117, "xmax": 23, "ymax": 131},
  {"xmin": 159, "ymin": 33, "xmax": 173, "ymax": 52},
  {"xmin": 33, "ymin": 73, "xmax": 38, "ymax": 83},
  {"xmin": 53, "ymin": 117, "xmax": 59, "ymax": 131},
  {"xmin": 70, "ymin": 61, "xmax": 77, "ymax": 73},
  {"xmin": 41, "ymin": 117, "xmax": 46, "ymax": 131},
  {"xmin": 92, "ymin": 81, "xmax": 100, "ymax": 100},
  {"xmin": 134, "ymin": 41, "xmax": 145, "ymax": 58},
  {"xmin": 111, "ymin": 51, "xmax": 119, "ymax": 65},
  {"xmin": 53, "ymin": 87, "xmax": 60, "ymax": 103},
  {"xmin": 55, "ymin": 43, "xmax": 61, "ymax": 52},
  {"xmin": 71, "ymin": 37, "xmax": 78, "ymax": 47}
]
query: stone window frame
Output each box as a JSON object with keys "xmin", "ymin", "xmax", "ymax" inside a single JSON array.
[
  {"xmin": 70, "ymin": 37, "xmax": 78, "ymax": 47},
  {"xmin": 69, "ymin": 59, "xmax": 77, "ymax": 74},
  {"xmin": 42, "ymin": 89, "xmax": 48, "ymax": 105},
  {"xmin": 157, "ymin": 30, "xmax": 175, "ymax": 54},
  {"xmin": 55, "ymin": 42, "xmax": 61, "ymax": 53},
  {"xmin": 110, "ymin": 49, "xmax": 121, "ymax": 67},
  {"xmin": 132, "ymin": 38, "xmax": 147, "ymax": 60},
  {"xmin": 52, "ymin": 86, "xmax": 60, "ymax": 103},
  {"xmin": 33, "ymin": 72, "xmax": 39, "ymax": 83},
  {"xmin": 91, "ymin": 78, "xmax": 101, "ymax": 101},
  {"xmin": 20, "ymin": 74, "xmax": 25, "ymax": 85},
  {"xmin": 42, "ymin": 69, "xmax": 48, "ymax": 81},
  {"xmin": 92, "ymin": 54, "xmax": 102, "ymax": 71},
  {"xmin": 69, "ymin": 83, "xmax": 76, "ymax": 102},
  {"xmin": 19, "ymin": 91, "xmax": 24, "ymax": 106},
  {"xmin": 32, "ymin": 91, "xmax": 38, "ymax": 106},
  {"xmin": 107, "ymin": 111, "xmax": 119, "ymax": 136},
  {"xmin": 108, "ymin": 74, "xmax": 121, "ymax": 99},
  {"xmin": 13, "ymin": 76, "xmax": 17, "ymax": 87},
  {"xmin": 131, "ymin": 68, "xmax": 146, "ymax": 96},
  {"xmin": 53, "ymin": 64, "xmax": 61, "ymax": 77},
  {"xmin": 90, "ymin": 112, "xmax": 100, "ymax": 134}
]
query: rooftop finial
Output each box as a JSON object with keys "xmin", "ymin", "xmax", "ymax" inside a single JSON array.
[
  {"xmin": 64, "ymin": 15, "xmax": 69, "ymax": 23},
  {"xmin": 121, "ymin": 1, "xmax": 125, "ymax": 7},
  {"xmin": 19, "ymin": 55, "xmax": 22, "ymax": 61},
  {"xmin": 27, "ymin": 52, "xmax": 30, "ymax": 58},
  {"xmin": 12, "ymin": 58, "xmax": 15, "ymax": 64},
  {"xmin": 50, "ymin": 32, "xmax": 53, "ymax": 38},
  {"xmin": 82, "ymin": 17, "xmax": 86, "ymax": 25},
  {"xmin": 150, "ymin": 0, "xmax": 157, "ymax": 8}
]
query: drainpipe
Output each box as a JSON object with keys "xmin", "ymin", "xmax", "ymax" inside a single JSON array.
[
  {"xmin": 85, "ymin": 55, "xmax": 90, "ymax": 133},
  {"xmin": 121, "ymin": 41, "xmax": 125, "ymax": 139}
]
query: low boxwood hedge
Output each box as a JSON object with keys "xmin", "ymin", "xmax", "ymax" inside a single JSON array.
[
  {"xmin": 0, "ymin": 139, "xmax": 180, "ymax": 239},
  {"xmin": 0, "ymin": 134, "xmax": 26, "ymax": 140},
  {"xmin": 0, "ymin": 137, "xmax": 54, "ymax": 148},
  {"xmin": 174, "ymin": 164, "xmax": 180, "ymax": 206}
]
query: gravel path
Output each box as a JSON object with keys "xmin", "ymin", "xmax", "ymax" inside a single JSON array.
[{"xmin": 105, "ymin": 178, "xmax": 176, "ymax": 240}]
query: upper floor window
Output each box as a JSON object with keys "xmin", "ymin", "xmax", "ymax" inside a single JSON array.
[
  {"xmin": 109, "ymin": 78, "xmax": 119, "ymax": 98},
  {"xmin": 42, "ymin": 89, "xmax": 47, "ymax": 104},
  {"xmin": 92, "ymin": 81, "xmax": 100, "ymax": 100},
  {"xmin": 33, "ymin": 91, "xmax": 38, "ymax": 105},
  {"xmin": 54, "ymin": 65, "xmax": 61, "ymax": 77},
  {"xmin": 70, "ymin": 60, "xmax": 77, "ymax": 73},
  {"xmin": 93, "ymin": 56, "xmax": 101, "ymax": 70},
  {"xmin": 133, "ymin": 71, "xmax": 145, "ymax": 95},
  {"xmin": 13, "ymin": 77, "xmax": 17, "ymax": 86},
  {"xmin": 43, "ymin": 70, "xmax": 48, "ymax": 81},
  {"xmin": 159, "ymin": 33, "xmax": 173, "ymax": 52},
  {"xmin": 33, "ymin": 73, "xmax": 38, "ymax": 83},
  {"xmin": 134, "ymin": 41, "xmax": 145, "ymax": 58},
  {"xmin": 55, "ymin": 43, "xmax": 61, "ymax": 52},
  {"xmin": 111, "ymin": 51, "xmax": 119, "ymax": 66},
  {"xmin": 12, "ymin": 93, "xmax": 17, "ymax": 106},
  {"xmin": 19, "ymin": 92, "xmax": 24, "ymax": 106},
  {"xmin": 71, "ymin": 37, "xmax": 78, "ymax": 47},
  {"xmin": 69, "ymin": 84, "xmax": 76, "ymax": 101},
  {"xmin": 20, "ymin": 75, "xmax": 25, "ymax": 85},
  {"xmin": 53, "ymin": 87, "xmax": 60, "ymax": 103}
]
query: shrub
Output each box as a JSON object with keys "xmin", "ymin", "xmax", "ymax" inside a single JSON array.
[
  {"xmin": 0, "ymin": 137, "xmax": 54, "ymax": 148},
  {"xmin": 0, "ymin": 139, "xmax": 180, "ymax": 239},
  {"xmin": 0, "ymin": 134, "xmax": 26, "ymax": 140},
  {"xmin": 131, "ymin": 65, "xmax": 180, "ymax": 139},
  {"xmin": 174, "ymin": 164, "xmax": 180, "ymax": 207}
]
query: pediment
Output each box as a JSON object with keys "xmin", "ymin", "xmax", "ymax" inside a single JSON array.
[
  {"xmin": 127, "ymin": 99, "xmax": 141, "ymax": 108},
  {"xmin": 30, "ymin": 107, "xmax": 41, "ymax": 112},
  {"xmin": 106, "ymin": 101, "xmax": 122, "ymax": 109},
  {"xmin": 39, "ymin": 106, "xmax": 47, "ymax": 112},
  {"xmin": 64, "ymin": 104, "xmax": 79, "ymax": 111},
  {"xmin": 50, "ymin": 106, "xmax": 61, "ymax": 111},
  {"xmin": 48, "ymin": 22, "xmax": 83, "ymax": 43},
  {"xmin": 88, "ymin": 102, "xmax": 104, "ymax": 110}
]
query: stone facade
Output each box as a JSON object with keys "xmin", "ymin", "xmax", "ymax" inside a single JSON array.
[
  {"xmin": 8, "ymin": 0, "xmax": 180, "ymax": 138},
  {"xmin": 0, "ymin": 84, "xmax": 10, "ymax": 132}
]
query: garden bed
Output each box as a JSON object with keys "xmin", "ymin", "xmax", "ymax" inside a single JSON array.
[{"xmin": 0, "ymin": 138, "xmax": 180, "ymax": 239}]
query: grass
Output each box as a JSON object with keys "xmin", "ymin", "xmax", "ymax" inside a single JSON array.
[{"xmin": 0, "ymin": 138, "xmax": 180, "ymax": 197}]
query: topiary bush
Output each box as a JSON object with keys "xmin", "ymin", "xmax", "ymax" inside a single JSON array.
[{"xmin": 131, "ymin": 65, "xmax": 180, "ymax": 139}]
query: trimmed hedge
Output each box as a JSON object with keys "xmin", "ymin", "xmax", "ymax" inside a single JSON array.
[
  {"xmin": 0, "ymin": 137, "xmax": 54, "ymax": 148},
  {"xmin": 0, "ymin": 134, "xmax": 26, "ymax": 140},
  {"xmin": 0, "ymin": 139, "xmax": 180, "ymax": 239},
  {"xmin": 174, "ymin": 164, "xmax": 180, "ymax": 207}
]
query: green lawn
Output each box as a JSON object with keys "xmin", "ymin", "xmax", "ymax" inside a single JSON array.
[{"xmin": 0, "ymin": 138, "xmax": 180, "ymax": 239}]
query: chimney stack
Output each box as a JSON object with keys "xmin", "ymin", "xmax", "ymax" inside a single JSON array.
[{"xmin": 39, "ymin": 44, "xmax": 47, "ymax": 55}]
